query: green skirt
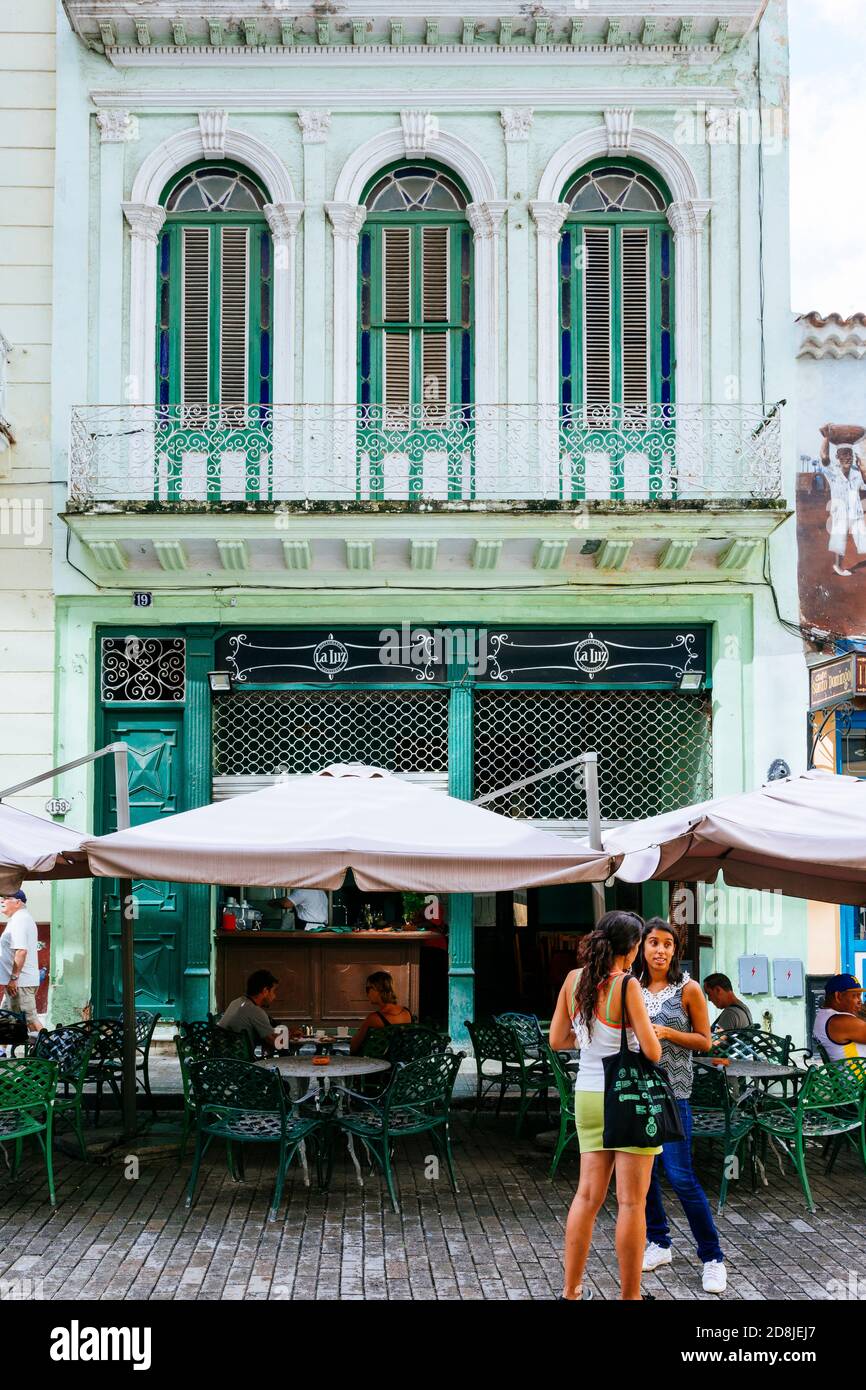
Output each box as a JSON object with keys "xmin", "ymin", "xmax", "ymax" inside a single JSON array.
[{"xmin": 574, "ymin": 1090, "xmax": 662, "ymax": 1156}]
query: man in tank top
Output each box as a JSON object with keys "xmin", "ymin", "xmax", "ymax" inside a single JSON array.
[{"xmin": 813, "ymin": 974, "xmax": 866, "ymax": 1061}]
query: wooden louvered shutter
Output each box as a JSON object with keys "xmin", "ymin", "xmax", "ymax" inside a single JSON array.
[
  {"xmin": 582, "ymin": 227, "xmax": 612, "ymax": 416},
  {"xmin": 383, "ymin": 333, "xmax": 411, "ymax": 424},
  {"xmin": 181, "ymin": 227, "xmax": 210, "ymax": 414},
  {"xmin": 421, "ymin": 227, "xmax": 449, "ymax": 420},
  {"xmin": 220, "ymin": 226, "xmax": 249, "ymax": 412},
  {"xmin": 383, "ymin": 227, "xmax": 411, "ymax": 321},
  {"xmin": 620, "ymin": 227, "xmax": 650, "ymax": 416}
]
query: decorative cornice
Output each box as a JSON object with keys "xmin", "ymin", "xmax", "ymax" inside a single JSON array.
[
  {"xmin": 466, "ymin": 200, "xmax": 508, "ymax": 239},
  {"xmin": 500, "ymin": 107, "xmax": 533, "ymax": 142},
  {"xmin": 121, "ymin": 202, "xmax": 166, "ymax": 241},
  {"xmin": 298, "ymin": 109, "xmax": 332, "ymax": 144},
  {"xmin": 666, "ymin": 198, "xmax": 713, "ymax": 236},
  {"xmin": 198, "ymin": 109, "xmax": 228, "ymax": 157},
  {"xmin": 264, "ymin": 201, "xmax": 304, "ymax": 239},
  {"xmin": 95, "ymin": 108, "xmax": 139, "ymax": 142},
  {"xmin": 401, "ymin": 109, "xmax": 438, "ymax": 157},
  {"xmin": 529, "ymin": 200, "xmax": 568, "ymax": 237},
  {"xmin": 604, "ymin": 107, "xmax": 634, "ymax": 152},
  {"xmin": 325, "ymin": 201, "xmax": 367, "ymax": 240}
]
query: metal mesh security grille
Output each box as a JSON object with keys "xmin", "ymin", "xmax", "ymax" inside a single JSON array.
[
  {"xmin": 213, "ymin": 689, "xmax": 450, "ymax": 776},
  {"xmin": 473, "ymin": 689, "xmax": 711, "ymax": 822}
]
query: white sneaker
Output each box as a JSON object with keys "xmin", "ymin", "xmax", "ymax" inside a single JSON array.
[
  {"xmin": 702, "ymin": 1260, "xmax": 727, "ymax": 1294},
  {"xmin": 642, "ymin": 1242, "xmax": 673, "ymax": 1272}
]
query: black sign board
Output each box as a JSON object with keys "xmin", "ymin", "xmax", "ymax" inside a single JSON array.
[
  {"xmin": 483, "ymin": 627, "xmax": 708, "ymax": 686},
  {"xmin": 216, "ymin": 629, "xmax": 447, "ymax": 685}
]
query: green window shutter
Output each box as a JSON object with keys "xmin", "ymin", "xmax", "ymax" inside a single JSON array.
[
  {"xmin": 181, "ymin": 227, "xmax": 210, "ymax": 409},
  {"xmin": 219, "ymin": 226, "xmax": 249, "ymax": 408},
  {"xmin": 383, "ymin": 227, "xmax": 411, "ymax": 321},
  {"xmin": 383, "ymin": 331, "xmax": 411, "ymax": 424},
  {"xmin": 421, "ymin": 225, "xmax": 449, "ymax": 321},
  {"xmin": 582, "ymin": 227, "xmax": 612, "ymax": 412},
  {"xmin": 621, "ymin": 226, "xmax": 650, "ymax": 410},
  {"xmin": 421, "ymin": 330, "xmax": 448, "ymax": 420}
]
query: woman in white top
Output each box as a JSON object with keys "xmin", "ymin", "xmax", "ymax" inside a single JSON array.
[{"xmin": 549, "ymin": 911, "xmax": 662, "ymax": 1302}]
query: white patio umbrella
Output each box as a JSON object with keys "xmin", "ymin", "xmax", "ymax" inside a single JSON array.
[
  {"xmin": 604, "ymin": 770, "xmax": 866, "ymax": 906},
  {"xmin": 82, "ymin": 764, "xmax": 618, "ymax": 892},
  {"xmin": 0, "ymin": 803, "xmax": 89, "ymax": 895}
]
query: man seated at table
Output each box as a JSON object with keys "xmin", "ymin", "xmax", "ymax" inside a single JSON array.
[
  {"xmin": 349, "ymin": 971, "xmax": 412, "ymax": 1054},
  {"xmin": 813, "ymin": 974, "xmax": 866, "ymax": 1060},
  {"xmin": 703, "ymin": 974, "xmax": 753, "ymax": 1033},
  {"xmin": 219, "ymin": 970, "xmax": 281, "ymax": 1054}
]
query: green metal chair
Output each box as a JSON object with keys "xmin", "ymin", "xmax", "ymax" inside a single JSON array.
[
  {"xmin": 379, "ymin": 1025, "xmax": 450, "ymax": 1064},
  {"xmin": 709, "ymin": 1026, "xmax": 792, "ymax": 1064},
  {"xmin": 0, "ymin": 1056, "xmax": 58, "ymax": 1204},
  {"xmin": 175, "ymin": 1030, "xmax": 252, "ymax": 1159},
  {"xmin": 753, "ymin": 1058, "xmax": 866, "ymax": 1212},
  {"xmin": 185, "ymin": 1057, "xmax": 320, "ymax": 1221},
  {"xmin": 494, "ymin": 1012, "xmax": 544, "ymax": 1057},
  {"xmin": 336, "ymin": 1051, "xmax": 463, "ymax": 1213},
  {"xmin": 65, "ymin": 1019, "xmax": 125, "ymax": 1124},
  {"xmin": 690, "ymin": 1063, "xmax": 756, "ymax": 1211},
  {"xmin": 92, "ymin": 1011, "xmax": 162, "ymax": 1119},
  {"xmin": 32, "ymin": 1025, "xmax": 97, "ymax": 1158},
  {"xmin": 541, "ymin": 1042, "xmax": 580, "ymax": 1178},
  {"xmin": 466, "ymin": 1020, "xmax": 553, "ymax": 1134}
]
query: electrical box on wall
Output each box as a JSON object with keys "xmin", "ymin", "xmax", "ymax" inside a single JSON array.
[
  {"xmin": 737, "ymin": 954, "xmax": 770, "ymax": 995},
  {"xmin": 772, "ymin": 958, "xmax": 805, "ymax": 998}
]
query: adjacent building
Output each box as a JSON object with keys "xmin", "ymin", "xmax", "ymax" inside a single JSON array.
[{"xmin": 42, "ymin": 0, "xmax": 810, "ymax": 1043}]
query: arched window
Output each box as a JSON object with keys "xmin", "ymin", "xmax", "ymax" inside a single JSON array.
[
  {"xmin": 559, "ymin": 161, "xmax": 673, "ymax": 417},
  {"xmin": 358, "ymin": 164, "xmax": 473, "ymax": 425},
  {"xmin": 156, "ymin": 163, "xmax": 273, "ymax": 415}
]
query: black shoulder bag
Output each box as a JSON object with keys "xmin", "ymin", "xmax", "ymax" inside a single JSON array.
[{"xmin": 602, "ymin": 979, "xmax": 684, "ymax": 1148}]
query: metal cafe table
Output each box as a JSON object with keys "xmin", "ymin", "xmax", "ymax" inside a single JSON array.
[
  {"xmin": 696, "ymin": 1057, "xmax": 805, "ymax": 1191},
  {"xmin": 256, "ymin": 1054, "xmax": 391, "ymax": 1185}
]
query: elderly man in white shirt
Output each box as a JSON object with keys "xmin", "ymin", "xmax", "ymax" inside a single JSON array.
[{"xmin": 0, "ymin": 890, "xmax": 44, "ymax": 1034}]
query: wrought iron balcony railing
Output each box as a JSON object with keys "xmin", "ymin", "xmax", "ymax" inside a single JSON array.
[{"xmin": 68, "ymin": 402, "xmax": 783, "ymax": 509}]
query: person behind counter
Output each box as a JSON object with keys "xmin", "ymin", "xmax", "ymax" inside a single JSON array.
[
  {"xmin": 219, "ymin": 969, "xmax": 281, "ymax": 1054},
  {"xmin": 349, "ymin": 971, "xmax": 412, "ymax": 1054},
  {"xmin": 281, "ymin": 888, "xmax": 329, "ymax": 932}
]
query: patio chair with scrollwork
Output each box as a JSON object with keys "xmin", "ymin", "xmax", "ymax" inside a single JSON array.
[
  {"xmin": 0, "ymin": 1056, "xmax": 58, "ymax": 1204},
  {"xmin": 466, "ymin": 1019, "xmax": 553, "ymax": 1134},
  {"xmin": 63, "ymin": 1019, "xmax": 125, "ymax": 1125},
  {"xmin": 690, "ymin": 1063, "xmax": 756, "ymax": 1211},
  {"xmin": 541, "ymin": 1042, "xmax": 580, "ymax": 1178},
  {"xmin": 181, "ymin": 1018, "xmax": 254, "ymax": 1058},
  {"xmin": 92, "ymin": 1010, "xmax": 162, "ymax": 1119},
  {"xmin": 752, "ymin": 1058, "xmax": 866, "ymax": 1212},
  {"xmin": 335, "ymin": 1051, "xmax": 464, "ymax": 1213},
  {"xmin": 32, "ymin": 1025, "xmax": 97, "ymax": 1158},
  {"xmin": 379, "ymin": 1025, "xmax": 450, "ymax": 1064},
  {"xmin": 494, "ymin": 1012, "xmax": 544, "ymax": 1058},
  {"xmin": 175, "ymin": 1030, "xmax": 252, "ymax": 1159},
  {"xmin": 185, "ymin": 1058, "xmax": 321, "ymax": 1220}
]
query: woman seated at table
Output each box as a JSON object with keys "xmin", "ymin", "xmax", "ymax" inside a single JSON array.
[{"xmin": 349, "ymin": 971, "xmax": 412, "ymax": 1054}]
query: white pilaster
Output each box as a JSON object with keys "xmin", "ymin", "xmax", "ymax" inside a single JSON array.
[
  {"xmin": 96, "ymin": 110, "xmax": 138, "ymax": 402},
  {"xmin": 326, "ymin": 201, "xmax": 367, "ymax": 406},
  {"xmin": 501, "ymin": 110, "xmax": 532, "ymax": 406},
  {"xmin": 121, "ymin": 203, "xmax": 166, "ymax": 404},
  {"xmin": 529, "ymin": 201, "xmax": 568, "ymax": 409},
  {"xmin": 264, "ymin": 202, "xmax": 303, "ymax": 406},
  {"xmin": 666, "ymin": 199, "xmax": 712, "ymax": 403},
  {"xmin": 465, "ymin": 200, "xmax": 507, "ymax": 408}
]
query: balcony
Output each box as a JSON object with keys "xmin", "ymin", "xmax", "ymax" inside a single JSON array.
[
  {"xmin": 63, "ymin": 402, "xmax": 786, "ymax": 589},
  {"xmin": 69, "ymin": 402, "xmax": 782, "ymax": 511}
]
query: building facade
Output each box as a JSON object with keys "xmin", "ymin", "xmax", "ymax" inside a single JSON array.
[{"xmin": 47, "ymin": 0, "xmax": 809, "ymax": 1043}]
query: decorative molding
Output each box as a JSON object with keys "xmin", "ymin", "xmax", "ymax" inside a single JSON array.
[
  {"xmin": 667, "ymin": 198, "xmax": 713, "ymax": 237},
  {"xmin": 325, "ymin": 202, "xmax": 367, "ymax": 241},
  {"xmin": 529, "ymin": 201, "xmax": 568, "ymax": 238},
  {"xmin": 401, "ymin": 109, "xmax": 438, "ymax": 157},
  {"xmin": 333, "ymin": 125, "xmax": 497, "ymax": 204},
  {"xmin": 466, "ymin": 201, "xmax": 508, "ymax": 240},
  {"xmin": 706, "ymin": 105, "xmax": 740, "ymax": 144},
  {"xmin": 595, "ymin": 540, "xmax": 633, "ymax": 571},
  {"xmin": 604, "ymin": 107, "xmax": 634, "ymax": 152},
  {"xmin": 198, "ymin": 109, "xmax": 229, "ymax": 158},
  {"xmin": 500, "ymin": 107, "xmax": 533, "ymax": 142},
  {"xmin": 96, "ymin": 109, "xmax": 139, "ymax": 142},
  {"xmin": 473, "ymin": 539, "xmax": 502, "ymax": 571},
  {"xmin": 298, "ymin": 109, "xmax": 332, "ymax": 144},
  {"xmin": 537, "ymin": 122, "xmax": 700, "ymax": 204},
  {"xmin": 346, "ymin": 539, "xmax": 375, "ymax": 570},
  {"xmin": 121, "ymin": 202, "xmax": 166, "ymax": 243},
  {"xmin": 264, "ymin": 201, "xmax": 304, "ymax": 239},
  {"xmin": 129, "ymin": 124, "xmax": 296, "ymax": 207},
  {"xmin": 217, "ymin": 540, "xmax": 249, "ymax": 572}
]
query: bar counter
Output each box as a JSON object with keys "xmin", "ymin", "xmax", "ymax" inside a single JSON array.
[{"xmin": 215, "ymin": 929, "xmax": 445, "ymax": 1028}]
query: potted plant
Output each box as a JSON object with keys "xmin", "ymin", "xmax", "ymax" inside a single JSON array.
[{"xmin": 401, "ymin": 892, "xmax": 427, "ymax": 929}]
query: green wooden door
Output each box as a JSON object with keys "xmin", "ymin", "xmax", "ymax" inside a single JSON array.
[{"xmin": 95, "ymin": 717, "xmax": 186, "ymax": 1020}]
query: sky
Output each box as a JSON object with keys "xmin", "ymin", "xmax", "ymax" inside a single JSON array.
[{"xmin": 789, "ymin": 0, "xmax": 866, "ymax": 316}]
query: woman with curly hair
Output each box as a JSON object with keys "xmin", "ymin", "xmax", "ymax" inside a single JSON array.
[{"xmin": 549, "ymin": 910, "xmax": 662, "ymax": 1301}]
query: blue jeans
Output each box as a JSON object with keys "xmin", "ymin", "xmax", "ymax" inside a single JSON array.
[{"xmin": 645, "ymin": 1099, "xmax": 724, "ymax": 1265}]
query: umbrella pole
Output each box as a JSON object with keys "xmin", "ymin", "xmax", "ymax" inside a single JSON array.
[
  {"xmin": 120, "ymin": 875, "xmax": 138, "ymax": 1138},
  {"xmin": 583, "ymin": 754, "xmax": 607, "ymax": 926}
]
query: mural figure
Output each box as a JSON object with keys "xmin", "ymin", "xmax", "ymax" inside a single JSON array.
[{"xmin": 818, "ymin": 425, "xmax": 866, "ymax": 578}]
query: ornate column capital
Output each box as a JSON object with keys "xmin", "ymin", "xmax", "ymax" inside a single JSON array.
[
  {"xmin": 500, "ymin": 108, "xmax": 533, "ymax": 143},
  {"xmin": 604, "ymin": 107, "xmax": 634, "ymax": 153},
  {"xmin": 325, "ymin": 201, "xmax": 367, "ymax": 241},
  {"xmin": 401, "ymin": 109, "xmax": 438, "ymax": 157},
  {"xmin": 121, "ymin": 202, "xmax": 166, "ymax": 243},
  {"xmin": 466, "ymin": 200, "xmax": 508, "ymax": 240},
  {"xmin": 96, "ymin": 109, "xmax": 139, "ymax": 143},
  {"xmin": 529, "ymin": 200, "xmax": 569, "ymax": 238},
  {"xmin": 667, "ymin": 199, "xmax": 713, "ymax": 237},
  {"xmin": 198, "ymin": 109, "xmax": 229, "ymax": 158},
  {"xmin": 264, "ymin": 201, "xmax": 304, "ymax": 239},
  {"xmin": 298, "ymin": 110, "xmax": 332, "ymax": 144}
]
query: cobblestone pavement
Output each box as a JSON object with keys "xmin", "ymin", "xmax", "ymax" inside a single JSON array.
[{"xmin": 0, "ymin": 1103, "xmax": 864, "ymax": 1301}]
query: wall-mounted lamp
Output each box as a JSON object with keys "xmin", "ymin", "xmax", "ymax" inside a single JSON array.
[
  {"xmin": 207, "ymin": 670, "xmax": 235, "ymax": 694},
  {"xmin": 679, "ymin": 670, "xmax": 705, "ymax": 692}
]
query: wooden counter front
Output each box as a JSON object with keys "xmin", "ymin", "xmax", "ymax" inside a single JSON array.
[{"xmin": 215, "ymin": 930, "xmax": 443, "ymax": 1028}]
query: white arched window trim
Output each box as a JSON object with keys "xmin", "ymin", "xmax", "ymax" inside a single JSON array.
[
  {"xmin": 122, "ymin": 124, "xmax": 302, "ymax": 405},
  {"xmin": 327, "ymin": 127, "xmax": 505, "ymax": 408},
  {"xmin": 531, "ymin": 124, "xmax": 711, "ymax": 408}
]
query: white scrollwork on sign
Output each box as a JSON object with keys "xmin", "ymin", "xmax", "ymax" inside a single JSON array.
[
  {"xmin": 101, "ymin": 638, "xmax": 185, "ymax": 702},
  {"xmin": 487, "ymin": 631, "xmax": 701, "ymax": 683},
  {"xmin": 225, "ymin": 631, "xmax": 437, "ymax": 684}
]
